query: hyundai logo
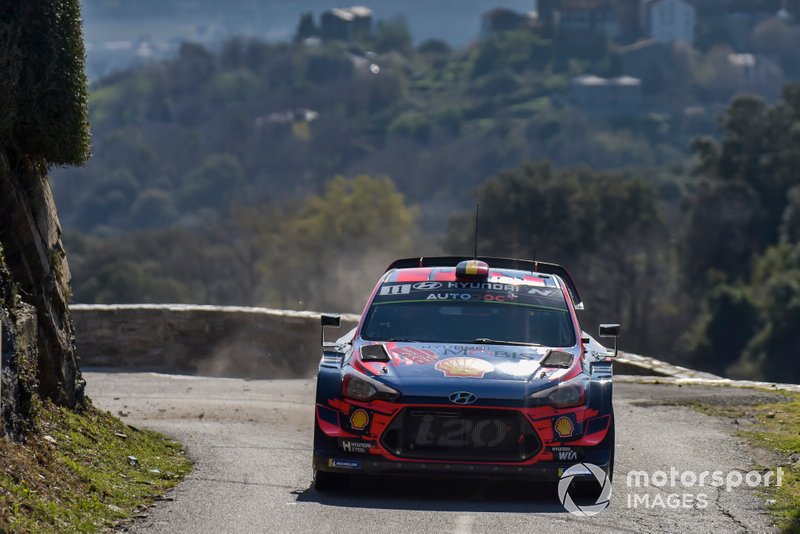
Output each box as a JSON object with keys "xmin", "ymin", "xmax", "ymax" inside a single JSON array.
[
  {"xmin": 412, "ymin": 282, "xmax": 442, "ymax": 290},
  {"xmin": 449, "ymin": 391, "xmax": 478, "ymax": 405}
]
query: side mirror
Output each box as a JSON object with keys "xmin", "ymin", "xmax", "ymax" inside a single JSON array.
[
  {"xmin": 321, "ymin": 314, "xmax": 341, "ymax": 347},
  {"xmin": 598, "ymin": 323, "xmax": 620, "ymax": 358}
]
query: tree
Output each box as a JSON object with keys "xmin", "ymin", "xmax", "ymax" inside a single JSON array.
[
  {"xmin": 683, "ymin": 182, "xmax": 762, "ymax": 283},
  {"xmin": 296, "ymin": 175, "xmax": 417, "ymax": 253},
  {"xmin": 181, "ymin": 153, "xmax": 244, "ymax": 209},
  {"xmin": 238, "ymin": 175, "xmax": 418, "ymax": 311},
  {"xmin": 687, "ymin": 283, "xmax": 758, "ymax": 375},
  {"xmin": 780, "ymin": 185, "xmax": 800, "ymax": 243},
  {"xmin": 131, "ymin": 189, "xmax": 178, "ymax": 228},
  {"xmin": 418, "ymin": 39, "xmax": 451, "ymax": 55},
  {"xmin": 374, "ymin": 17, "xmax": 412, "ymax": 55},
  {"xmin": 687, "ymin": 86, "xmax": 800, "ymax": 279},
  {"xmin": 728, "ymin": 243, "xmax": 800, "ymax": 382},
  {"xmin": 445, "ymin": 162, "xmax": 673, "ymax": 353}
]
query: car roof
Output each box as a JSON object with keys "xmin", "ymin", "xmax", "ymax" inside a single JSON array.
[
  {"xmin": 382, "ymin": 266, "xmax": 562, "ymax": 290},
  {"xmin": 383, "ymin": 256, "xmax": 582, "ymax": 306}
]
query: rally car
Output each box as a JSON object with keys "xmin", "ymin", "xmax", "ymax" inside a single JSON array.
[{"xmin": 312, "ymin": 256, "xmax": 618, "ymax": 490}]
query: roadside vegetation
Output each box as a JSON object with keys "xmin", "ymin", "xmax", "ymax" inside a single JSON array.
[
  {"xmin": 744, "ymin": 393, "xmax": 800, "ymax": 533},
  {"xmin": 0, "ymin": 402, "xmax": 191, "ymax": 532},
  {"xmin": 647, "ymin": 388, "xmax": 800, "ymax": 533}
]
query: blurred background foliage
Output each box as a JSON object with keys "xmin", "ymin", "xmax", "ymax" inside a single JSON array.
[{"xmin": 52, "ymin": 18, "xmax": 800, "ymax": 382}]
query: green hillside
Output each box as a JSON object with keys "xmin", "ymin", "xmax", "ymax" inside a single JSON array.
[{"xmin": 51, "ymin": 24, "xmax": 800, "ymax": 383}]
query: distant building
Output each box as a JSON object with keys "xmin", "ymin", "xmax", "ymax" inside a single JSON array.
[
  {"xmin": 620, "ymin": 39, "xmax": 665, "ymax": 88},
  {"xmin": 538, "ymin": 0, "xmax": 640, "ymax": 43},
  {"xmin": 255, "ymin": 108, "xmax": 320, "ymax": 128},
  {"xmin": 641, "ymin": 0, "xmax": 695, "ymax": 46},
  {"xmin": 320, "ymin": 6, "xmax": 373, "ymax": 41},
  {"xmin": 571, "ymin": 74, "xmax": 642, "ymax": 116},
  {"xmin": 553, "ymin": 0, "xmax": 621, "ymax": 42},
  {"xmin": 481, "ymin": 8, "xmax": 534, "ymax": 37},
  {"xmin": 686, "ymin": 0, "xmax": 778, "ymax": 51}
]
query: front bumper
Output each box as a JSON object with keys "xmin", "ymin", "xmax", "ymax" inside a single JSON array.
[
  {"xmin": 314, "ymin": 399, "xmax": 613, "ymax": 480},
  {"xmin": 313, "ymin": 452, "xmax": 612, "ymax": 481}
]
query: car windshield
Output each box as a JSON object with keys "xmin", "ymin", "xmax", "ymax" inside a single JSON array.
[{"xmin": 360, "ymin": 281, "xmax": 576, "ymax": 347}]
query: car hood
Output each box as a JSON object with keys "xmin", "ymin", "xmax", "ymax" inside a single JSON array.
[{"xmin": 352, "ymin": 340, "xmax": 579, "ymax": 398}]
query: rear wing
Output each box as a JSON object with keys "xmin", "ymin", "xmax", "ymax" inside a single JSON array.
[{"xmin": 385, "ymin": 256, "xmax": 583, "ymax": 307}]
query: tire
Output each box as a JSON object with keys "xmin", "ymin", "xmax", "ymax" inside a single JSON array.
[
  {"xmin": 313, "ymin": 469, "xmax": 350, "ymax": 492},
  {"xmin": 605, "ymin": 413, "xmax": 615, "ymax": 482},
  {"xmin": 572, "ymin": 413, "xmax": 615, "ymax": 498}
]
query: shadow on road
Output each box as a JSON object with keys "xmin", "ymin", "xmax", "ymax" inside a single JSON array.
[{"xmin": 294, "ymin": 475, "xmax": 577, "ymax": 513}]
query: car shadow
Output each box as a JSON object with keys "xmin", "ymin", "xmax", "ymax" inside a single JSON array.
[{"xmin": 293, "ymin": 475, "xmax": 579, "ymax": 513}]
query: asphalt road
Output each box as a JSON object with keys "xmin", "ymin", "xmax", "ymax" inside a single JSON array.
[{"xmin": 85, "ymin": 371, "xmax": 784, "ymax": 533}]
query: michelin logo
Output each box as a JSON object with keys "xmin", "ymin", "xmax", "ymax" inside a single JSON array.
[{"xmin": 328, "ymin": 459, "xmax": 362, "ymax": 470}]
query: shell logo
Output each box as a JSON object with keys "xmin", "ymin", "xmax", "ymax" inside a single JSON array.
[
  {"xmin": 554, "ymin": 416, "xmax": 575, "ymax": 439},
  {"xmin": 435, "ymin": 357, "xmax": 495, "ymax": 378},
  {"xmin": 350, "ymin": 409, "xmax": 369, "ymax": 431}
]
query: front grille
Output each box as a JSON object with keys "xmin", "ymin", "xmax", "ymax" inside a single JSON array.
[{"xmin": 380, "ymin": 407, "xmax": 540, "ymax": 462}]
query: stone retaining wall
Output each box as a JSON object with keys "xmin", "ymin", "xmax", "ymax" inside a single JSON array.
[{"xmin": 71, "ymin": 304, "xmax": 360, "ymax": 378}]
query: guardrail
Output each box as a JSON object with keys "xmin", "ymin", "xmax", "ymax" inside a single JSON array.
[
  {"xmin": 613, "ymin": 351, "xmax": 721, "ymax": 380},
  {"xmin": 71, "ymin": 304, "xmax": 716, "ymax": 380}
]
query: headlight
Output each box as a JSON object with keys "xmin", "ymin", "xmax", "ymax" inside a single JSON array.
[
  {"xmin": 528, "ymin": 380, "xmax": 586, "ymax": 409},
  {"xmin": 343, "ymin": 376, "xmax": 378, "ymax": 401},
  {"xmin": 546, "ymin": 383, "xmax": 585, "ymax": 408},
  {"xmin": 341, "ymin": 368, "xmax": 400, "ymax": 402}
]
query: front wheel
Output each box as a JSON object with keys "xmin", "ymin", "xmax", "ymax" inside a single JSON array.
[
  {"xmin": 571, "ymin": 414, "xmax": 614, "ymax": 498},
  {"xmin": 313, "ymin": 469, "xmax": 350, "ymax": 492},
  {"xmin": 605, "ymin": 414, "xmax": 615, "ymax": 482}
]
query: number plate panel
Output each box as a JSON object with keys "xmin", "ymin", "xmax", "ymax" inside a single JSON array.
[{"xmin": 381, "ymin": 408, "xmax": 541, "ymax": 462}]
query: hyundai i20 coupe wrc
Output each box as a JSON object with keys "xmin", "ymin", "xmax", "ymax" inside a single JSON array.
[{"xmin": 312, "ymin": 256, "xmax": 619, "ymax": 491}]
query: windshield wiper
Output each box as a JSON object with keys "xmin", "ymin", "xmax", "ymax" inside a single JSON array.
[
  {"xmin": 470, "ymin": 338, "xmax": 543, "ymax": 347},
  {"xmin": 384, "ymin": 337, "xmax": 418, "ymax": 342}
]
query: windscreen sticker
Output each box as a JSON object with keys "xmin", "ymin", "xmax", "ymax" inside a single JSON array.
[
  {"xmin": 380, "ymin": 284, "xmax": 411, "ymax": 295},
  {"xmin": 382, "ymin": 282, "xmax": 558, "ymax": 294},
  {"xmin": 412, "ymin": 282, "xmax": 443, "ymax": 290},
  {"xmin": 375, "ymin": 283, "xmax": 565, "ymax": 309},
  {"xmin": 425, "ymin": 292, "xmax": 518, "ymax": 302}
]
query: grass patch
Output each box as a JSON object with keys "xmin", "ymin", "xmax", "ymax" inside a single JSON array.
[
  {"xmin": 0, "ymin": 402, "xmax": 192, "ymax": 532},
  {"xmin": 741, "ymin": 393, "xmax": 800, "ymax": 533}
]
